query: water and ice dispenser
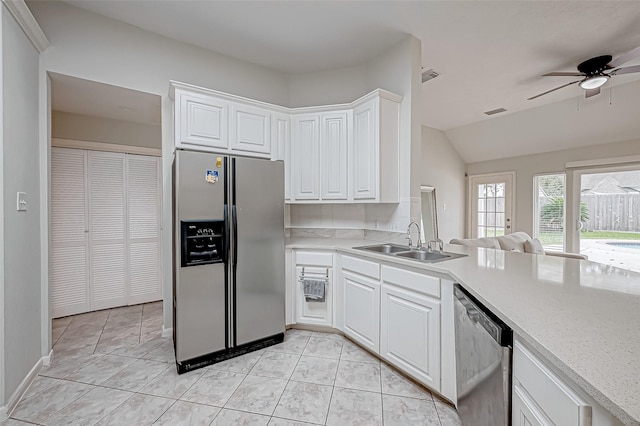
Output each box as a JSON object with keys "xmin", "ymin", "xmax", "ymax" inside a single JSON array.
[{"xmin": 181, "ymin": 220, "xmax": 225, "ymax": 267}]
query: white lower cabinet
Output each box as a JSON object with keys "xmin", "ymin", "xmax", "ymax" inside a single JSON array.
[
  {"xmin": 380, "ymin": 283, "xmax": 441, "ymax": 391},
  {"xmin": 341, "ymin": 267, "xmax": 380, "ymax": 353},
  {"xmin": 513, "ymin": 382, "xmax": 552, "ymax": 426},
  {"xmin": 513, "ymin": 338, "xmax": 592, "ymax": 426},
  {"xmin": 294, "ymin": 250, "xmax": 333, "ymax": 327}
]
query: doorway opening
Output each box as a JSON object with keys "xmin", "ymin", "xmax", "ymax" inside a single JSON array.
[{"xmin": 48, "ymin": 73, "xmax": 164, "ymax": 354}]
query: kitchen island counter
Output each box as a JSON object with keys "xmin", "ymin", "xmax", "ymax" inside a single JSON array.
[{"xmin": 286, "ymin": 237, "xmax": 640, "ymax": 425}]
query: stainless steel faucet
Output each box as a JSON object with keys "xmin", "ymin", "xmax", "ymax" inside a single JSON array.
[
  {"xmin": 427, "ymin": 239, "xmax": 444, "ymax": 252},
  {"xmin": 406, "ymin": 221, "xmax": 422, "ymax": 249}
]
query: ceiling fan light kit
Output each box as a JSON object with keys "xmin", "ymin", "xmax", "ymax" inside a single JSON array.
[
  {"xmin": 527, "ymin": 47, "xmax": 640, "ymax": 100},
  {"xmin": 579, "ymin": 75, "xmax": 609, "ymax": 90}
]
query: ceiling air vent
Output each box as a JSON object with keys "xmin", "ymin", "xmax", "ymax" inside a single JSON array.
[
  {"xmin": 484, "ymin": 108, "xmax": 507, "ymax": 116},
  {"xmin": 421, "ymin": 68, "xmax": 439, "ymax": 83}
]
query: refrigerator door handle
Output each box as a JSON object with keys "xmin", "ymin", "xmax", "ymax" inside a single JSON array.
[{"xmin": 232, "ymin": 205, "xmax": 238, "ymax": 268}]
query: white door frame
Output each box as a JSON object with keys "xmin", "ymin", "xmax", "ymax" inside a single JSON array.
[{"xmin": 467, "ymin": 172, "xmax": 516, "ymax": 238}]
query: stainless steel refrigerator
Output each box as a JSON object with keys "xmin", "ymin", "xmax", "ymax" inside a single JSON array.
[{"xmin": 173, "ymin": 149, "xmax": 285, "ymax": 373}]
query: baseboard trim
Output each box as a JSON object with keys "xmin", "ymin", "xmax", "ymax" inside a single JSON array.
[
  {"xmin": 2, "ymin": 354, "xmax": 46, "ymax": 419},
  {"xmin": 162, "ymin": 326, "xmax": 173, "ymax": 338},
  {"xmin": 42, "ymin": 349, "xmax": 53, "ymax": 367}
]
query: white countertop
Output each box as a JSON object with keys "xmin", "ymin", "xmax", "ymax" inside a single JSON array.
[{"xmin": 287, "ymin": 238, "xmax": 640, "ymax": 425}]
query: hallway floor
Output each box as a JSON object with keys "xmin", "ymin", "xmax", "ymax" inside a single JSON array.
[{"xmin": 4, "ymin": 302, "xmax": 461, "ymax": 425}]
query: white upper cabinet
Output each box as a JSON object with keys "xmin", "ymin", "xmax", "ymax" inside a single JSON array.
[
  {"xmin": 176, "ymin": 88, "xmax": 228, "ymax": 150},
  {"xmin": 352, "ymin": 99, "xmax": 377, "ymax": 200},
  {"xmin": 271, "ymin": 112, "xmax": 291, "ymax": 200},
  {"xmin": 289, "ymin": 90, "xmax": 400, "ymax": 204},
  {"xmin": 292, "ymin": 114, "xmax": 321, "ymax": 200},
  {"xmin": 229, "ymin": 102, "xmax": 271, "ymax": 154},
  {"xmin": 352, "ymin": 92, "xmax": 400, "ymax": 203},
  {"xmin": 172, "ymin": 81, "xmax": 286, "ymax": 158},
  {"xmin": 171, "ymin": 82, "xmax": 401, "ymax": 203},
  {"xmin": 320, "ymin": 111, "xmax": 350, "ymax": 200}
]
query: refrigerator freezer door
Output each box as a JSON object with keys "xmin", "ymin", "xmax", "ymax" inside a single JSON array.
[
  {"xmin": 174, "ymin": 150, "xmax": 227, "ymax": 362},
  {"xmin": 232, "ymin": 157, "xmax": 285, "ymax": 346}
]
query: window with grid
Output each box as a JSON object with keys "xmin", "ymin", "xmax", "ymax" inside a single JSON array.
[
  {"xmin": 533, "ymin": 173, "xmax": 566, "ymax": 251},
  {"xmin": 476, "ymin": 183, "xmax": 506, "ymax": 238}
]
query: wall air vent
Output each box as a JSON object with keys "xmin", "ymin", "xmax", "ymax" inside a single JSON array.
[
  {"xmin": 484, "ymin": 108, "xmax": 507, "ymax": 116},
  {"xmin": 422, "ymin": 69, "xmax": 440, "ymax": 83}
]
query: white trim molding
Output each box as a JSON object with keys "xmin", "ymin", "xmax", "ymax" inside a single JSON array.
[
  {"xmin": 52, "ymin": 138, "xmax": 162, "ymax": 157},
  {"xmin": 1, "ymin": 0, "xmax": 49, "ymax": 53},
  {"xmin": 162, "ymin": 326, "xmax": 173, "ymax": 338},
  {"xmin": 0, "ymin": 355, "xmax": 46, "ymax": 420},
  {"xmin": 565, "ymin": 155, "xmax": 640, "ymax": 169}
]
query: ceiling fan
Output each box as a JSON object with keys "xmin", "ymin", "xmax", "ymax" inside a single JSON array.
[{"xmin": 527, "ymin": 46, "xmax": 640, "ymax": 100}]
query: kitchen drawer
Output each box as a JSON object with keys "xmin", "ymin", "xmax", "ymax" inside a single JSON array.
[
  {"xmin": 341, "ymin": 255, "xmax": 380, "ymax": 279},
  {"xmin": 513, "ymin": 339, "xmax": 592, "ymax": 426},
  {"xmin": 381, "ymin": 265, "xmax": 440, "ymax": 298},
  {"xmin": 295, "ymin": 250, "xmax": 333, "ymax": 267}
]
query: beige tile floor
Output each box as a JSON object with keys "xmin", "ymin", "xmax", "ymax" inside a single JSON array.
[{"xmin": 4, "ymin": 302, "xmax": 462, "ymax": 425}]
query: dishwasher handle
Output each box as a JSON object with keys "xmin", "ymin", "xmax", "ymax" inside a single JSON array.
[{"xmin": 454, "ymin": 284, "xmax": 512, "ymax": 347}]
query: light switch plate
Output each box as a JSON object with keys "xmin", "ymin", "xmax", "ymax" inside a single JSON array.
[{"xmin": 17, "ymin": 192, "xmax": 27, "ymax": 211}]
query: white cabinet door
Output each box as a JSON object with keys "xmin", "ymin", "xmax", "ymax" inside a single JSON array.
[
  {"xmin": 177, "ymin": 90, "xmax": 228, "ymax": 150},
  {"xmin": 88, "ymin": 151, "xmax": 127, "ymax": 311},
  {"xmin": 352, "ymin": 98, "xmax": 378, "ymax": 200},
  {"xmin": 295, "ymin": 266, "xmax": 332, "ymax": 326},
  {"xmin": 292, "ymin": 114, "xmax": 320, "ymax": 200},
  {"xmin": 229, "ymin": 102, "xmax": 271, "ymax": 154},
  {"xmin": 271, "ymin": 112, "xmax": 291, "ymax": 201},
  {"xmin": 513, "ymin": 383, "xmax": 550, "ymax": 426},
  {"xmin": 380, "ymin": 283, "xmax": 441, "ymax": 391},
  {"xmin": 126, "ymin": 155, "xmax": 162, "ymax": 305},
  {"xmin": 320, "ymin": 112, "xmax": 349, "ymax": 200},
  {"xmin": 50, "ymin": 148, "xmax": 90, "ymax": 318},
  {"xmin": 342, "ymin": 270, "xmax": 380, "ymax": 352}
]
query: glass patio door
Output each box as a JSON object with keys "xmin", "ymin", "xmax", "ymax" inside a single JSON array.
[
  {"xmin": 574, "ymin": 167, "xmax": 640, "ymax": 273},
  {"xmin": 469, "ymin": 173, "xmax": 514, "ymax": 238}
]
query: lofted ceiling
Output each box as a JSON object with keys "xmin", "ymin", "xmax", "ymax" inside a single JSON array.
[{"xmin": 52, "ymin": 1, "xmax": 640, "ymax": 162}]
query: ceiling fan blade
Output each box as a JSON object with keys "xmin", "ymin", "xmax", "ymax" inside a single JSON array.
[
  {"xmin": 542, "ymin": 72, "xmax": 583, "ymax": 77},
  {"xmin": 585, "ymin": 87, "xmax": 600, "ymax": 98},
  {"xmin": 610, "ymin": 64, "xmax": 640, "ymax": 75},
  {"xmin": 527, "ymin": 80, "xmax": 580, "ymax": 100},
  {"xmin": 609, "ymin": 46, "xmax": 640, "ymax": 67}
]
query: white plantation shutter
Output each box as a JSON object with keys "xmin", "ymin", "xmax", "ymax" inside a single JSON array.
[
  {"xmin": 88, "ymin": 151, "xmax": 127, "ymax": 310},
  {"xmin": 126, "ymin": 155, "xmax": 162, "ymax": 304},
  {"xmin": 50, "ymin": 148, "xmax": 89, "ymax": 317}
]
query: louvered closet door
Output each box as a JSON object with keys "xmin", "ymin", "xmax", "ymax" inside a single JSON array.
[
  {"xmin": 88, "ymin": 151, "xmax": 127, "ymax": 311},
  {"xmin": 50, "ymin": 148, "xmax": 90, "ymax": 318},
  {"xmin": 126, "ymin": 155, "xmax": 162, "ymax": 304}
]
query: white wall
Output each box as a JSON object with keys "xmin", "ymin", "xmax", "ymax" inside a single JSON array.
[
  {"xmin": 421, "ymin": 126, "xmax": 465, "ymax": 242},
  {"xmin": 28, "ymin": 0, "xmax": 290, "ymax": 331},
  {"xmin": 1, "ymin": 2, "xmax": 41, "ymax": 406},
  {"xmin": 466, "ymin": 138, "xmax": 640, "ymax": 238},
  {"xmin": 52, "ymin": 111, "xmax": 161, "ymax": 149},
  {"xmin": 288, "ymin": 64, "xmax": 367, "ymax": 108}
]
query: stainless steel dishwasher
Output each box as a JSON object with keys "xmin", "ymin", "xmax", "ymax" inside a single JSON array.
[{"xmin": 454, "ymin": 284, "xmax": 512, "ymax": 426}]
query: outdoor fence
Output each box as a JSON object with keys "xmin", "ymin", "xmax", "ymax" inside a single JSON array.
[{"xmin": 581, "ymin": 193, "xmax": 640, "ymax": 232}]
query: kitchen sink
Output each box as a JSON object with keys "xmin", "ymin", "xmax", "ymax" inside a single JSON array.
[
  {"xmin": 354, "ymin": 244, "xmax": 467, "ymax": 263},
  {"xmin": 395, "ymin": 250, "xmax": 451, "ymax": 261},
  {"xmin": 356, "ymin": 244, "xmax": 408, "ymax": 254}
]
